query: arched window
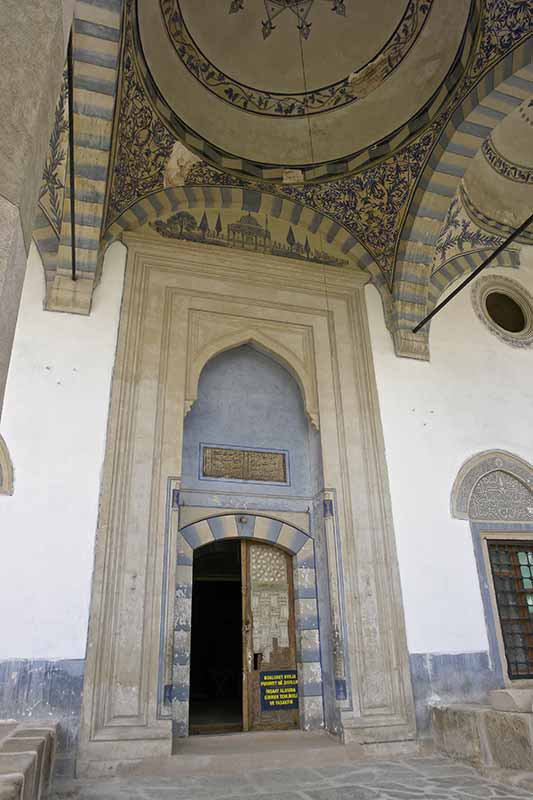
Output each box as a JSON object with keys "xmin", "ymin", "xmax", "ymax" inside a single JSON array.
[{"xmin": 452, "ymin": 450, "xmax": 533, "ymax": 684}]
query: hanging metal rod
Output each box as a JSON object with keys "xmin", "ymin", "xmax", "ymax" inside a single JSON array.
[
  {"xmin": 67, "ymin": 29, "xmax": 77, "ymax": 282},
  {"xmin": 412, "ymin": 210, "xmax": 533, "ymax": 333}
]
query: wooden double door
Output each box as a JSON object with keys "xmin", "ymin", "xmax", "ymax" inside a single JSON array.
[
  {"xmin": 189, "ymin": 537, "xmax": 299, "ymax": 734},
  {"xmin": 241, "ymin": 540, "xmax": 299, "ymax": 731}
]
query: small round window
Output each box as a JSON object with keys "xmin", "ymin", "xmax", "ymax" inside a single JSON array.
[
  {"xmin": 484, "ymin": 291, "xmax": 526, "ymax": 333},
  {"xmin": 472, "ymin": 276, "xmax": 533, "ymax": 348}
]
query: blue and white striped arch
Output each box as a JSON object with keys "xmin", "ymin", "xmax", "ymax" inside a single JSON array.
[
  {"xmin": 34, "ymin": 0, "xmax": 124, "ymax": 314},
  {"xmin": 428, "ymin": 248, "xmax": 521, "ymax": 311},
  {"xmin": 102, "ymin": 183, "xmax": 373, "ymax": 271},
  {"xmin": 172, "ymin": 513, "xmax": 324, "ymax": 736},
  {"xmin": 393, "ymin": 38, "xmax": 533, "ymax": 355}
]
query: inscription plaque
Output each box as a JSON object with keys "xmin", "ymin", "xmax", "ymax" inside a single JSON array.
[{"xmin": 202, "ymin": 446, "xmax": 287, "ymax": 483}]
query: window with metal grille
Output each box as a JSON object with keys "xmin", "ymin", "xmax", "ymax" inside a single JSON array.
[{"xmin": 488, "ymin": 541, "xmax": 533, "ymax": 679}]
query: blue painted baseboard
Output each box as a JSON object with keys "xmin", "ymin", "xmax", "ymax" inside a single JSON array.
[
  {"xmin": 409, "ymin": 651, "xmax": 500, "ymax": 733},
  {"xmin": 0, "ymin": 658, "xmax": 84, "ymax": 776},
  {"xmin": 0, "ymin": 650, "xmax": 502, "ymax": 768}
]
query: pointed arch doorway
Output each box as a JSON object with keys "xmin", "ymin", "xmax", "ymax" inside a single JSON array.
[{"xmin": 189, "ymin": 536, "xmax": 299, "ymax": 734}]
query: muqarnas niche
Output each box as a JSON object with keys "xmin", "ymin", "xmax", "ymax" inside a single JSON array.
[{"xmin": 150, "ymin": 210, "xmax": 349, "ymax": 267}]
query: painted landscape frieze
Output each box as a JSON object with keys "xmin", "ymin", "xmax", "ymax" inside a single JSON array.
[{"xmin": 150, "ymin": 210, "xmax": 348, "ymax": 267}]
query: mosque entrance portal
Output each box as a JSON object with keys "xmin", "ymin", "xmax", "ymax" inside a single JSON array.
[{"xmin": 189, "ymin": 538, "xmax": 299, "ymax": 734}]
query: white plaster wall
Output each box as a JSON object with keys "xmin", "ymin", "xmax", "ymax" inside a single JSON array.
[
  {"xmin": 0, "ymin": 242, "xmax": 125, "ymax": 659},
  {"xmin": 3, "ymin": 237, "xmax": 532, "ymax": 663},
  {"xmin": 366, "ymin": 247, "xmax": 533, "ymax": 656}
]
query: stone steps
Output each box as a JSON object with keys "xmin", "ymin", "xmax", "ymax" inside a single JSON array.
[
  {"xmin": 0, "ymin": 723, "xmax": 57, "ymax": 800},
  {"xmin": 107, "ymin": 730, "xmax": 422, "ymax": 779}
]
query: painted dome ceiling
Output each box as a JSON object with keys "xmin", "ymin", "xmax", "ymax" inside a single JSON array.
[
  {"xmin": 34, "ymin": 0, "xmax": 532, "ymax": 361},
  {"xmin": 136, "ymin": 0, "xmax": 473, "ymax": 181}
]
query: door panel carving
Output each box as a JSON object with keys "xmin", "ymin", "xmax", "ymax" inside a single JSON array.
[{"xmin": 242, "ymin": 542, "xmax": 299, "ymax": 730}]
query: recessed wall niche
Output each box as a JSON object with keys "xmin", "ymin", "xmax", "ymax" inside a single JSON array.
[{"xmin": 181, "ymin": 344, "xmax": 319, "ymax": 497}]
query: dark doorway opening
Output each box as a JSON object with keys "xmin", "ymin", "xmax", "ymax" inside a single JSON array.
[{"xmin": 189, "ymin": 539, "xmax": 243, "ymax": 734}]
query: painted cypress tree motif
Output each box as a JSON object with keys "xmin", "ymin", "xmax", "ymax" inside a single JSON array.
[
  {"xmin": 286, "ymin": 225, "xmax": 296, "ymax": 252},
  {"xmin": 151, "ymin": 211, "xmax": 348, "ymax": 267},
  {"xmin": 199, "ymin": 211, "xmax": 209, "ymax": 239}
]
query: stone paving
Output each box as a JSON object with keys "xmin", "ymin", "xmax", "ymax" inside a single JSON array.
[{"xmin": 52, "ymin": 756, "xmax": 533, "ymax": 799}]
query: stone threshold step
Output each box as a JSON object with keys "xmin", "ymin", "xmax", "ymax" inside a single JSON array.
[{"xmin": 81, "ymin": 731, "xmax": 421, "ymax": 779}]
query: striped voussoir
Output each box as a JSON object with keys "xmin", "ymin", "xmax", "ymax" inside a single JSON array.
[
  {"xmin": 394, "ymin": 40, "xmax": 532, "ymax": 347},
  {"xmin": 179, "ymin": 514, "xmax": 311, "ymax": 554},
  {"xmin": 40, "ymin": 0, "xmax": 123, "ymax": 314},
  {"xmin": 33, "ymin": 207, "xmax": 59, "ymax": 290},
  {"xmin": 102, "ymin": 183, "xmax": 398, "ymax": 352},
  {"xmin": 172, "ymin": 514, "xmax": 323, "ymax": 734},
  {"xmin": 428, "ymin": 248, "xmax": 521, "ymax": 309},
  {"xmin": 103, "ymin": 183, "xmax": 376, "ymax": 272}
]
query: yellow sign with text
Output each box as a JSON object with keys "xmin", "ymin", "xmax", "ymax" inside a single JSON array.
[{"xmin": 260, "ymin": 670, "xmax": 299, "ymax": 711}]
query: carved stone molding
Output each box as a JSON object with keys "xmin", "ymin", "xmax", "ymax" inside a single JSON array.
[
  {"xmin": 471, "ymin": 275, "xmax": 533, "ymax": 349},
  {"xmin": 78, "ymin": 234, "xmax": 414, "ymax": 770},
  {"xmin": 0, "ymin": 434, "xmax": 14, "ymax": 495},
  {"xmin": 393, "ymin": 328, "xmax": 430, "ymax": 361},
  {"xmin": 471, "ymin": 472, "xmax": 533, "ymax": 522},
  {"xmin": 451, "ymin": 450, "xmax": 533, "ymax": 522},
  {"xmin": 45, "ymin": 274, "xmax": 95, "ymax": 316}
]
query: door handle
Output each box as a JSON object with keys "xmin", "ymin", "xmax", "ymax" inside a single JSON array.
[{"xmin": 253, "ymin": 652, "xmax": 262, "ymax": 671}]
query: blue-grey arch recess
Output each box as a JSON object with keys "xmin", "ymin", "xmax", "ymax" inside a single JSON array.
[{"xmin": 181, "ymin": 344, "xmax": 322, "ymax": 499}]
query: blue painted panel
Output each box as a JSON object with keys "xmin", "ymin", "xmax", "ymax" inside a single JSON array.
[
  {"xmin": 182, "ymin": 345, "xmax": 315, "ymax": 498},
  {"xmin": 409, "ymin": 651, "xmax": 498, "ymax": 733},
  {"xmin": 335, "ymin": 679, "xmax": 347, "ymax": 700},
  {"xmin": 296, "ymin": 614, "xmax": 319, "ymax": 631},
  {"xmin": 294, "ymin": 586, "xmax": 317, "ymax": 600},
  {"xmin": 301, "ymin": 647, "xmax": 321, "ymax": 662},
  {"xmin": 0, "ymin": 659, "xmax": 84, "ymax": 777},
  {"xmin": 302, "ymin": 680, "xmax": 323, "ymax": 697},
  {"xmin": 296, "ymin": 553, "xmax": 316, "ymax": 569}
]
